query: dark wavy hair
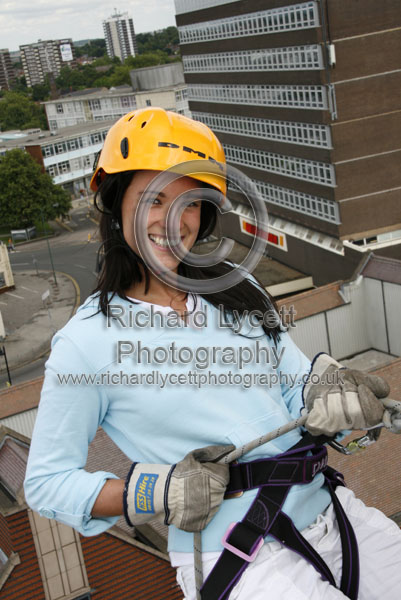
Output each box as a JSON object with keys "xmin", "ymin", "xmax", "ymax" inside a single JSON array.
[{"xmin": 91, "ymin": 171, "xmax": 282, "ymax": 344}]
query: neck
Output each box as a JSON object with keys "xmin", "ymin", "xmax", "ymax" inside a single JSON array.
[{"xmin": 125, "ymin": 268, "xmax": 187, "ymax": 307}]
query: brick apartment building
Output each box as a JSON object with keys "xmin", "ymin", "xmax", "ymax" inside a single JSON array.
[{"xmin": 175, "ymin": 0, "xmax": 401, "ymax": 285}]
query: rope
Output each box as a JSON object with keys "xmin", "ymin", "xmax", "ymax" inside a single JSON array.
[{"xmin": 194, "ymin": 414, "xmax": 308, "ymax": 599}]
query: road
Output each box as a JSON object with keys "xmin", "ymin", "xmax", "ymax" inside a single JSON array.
[
  {"xmin": 2, "ymin": 206, "xmax": 100, "ymax": 386},
  {"xmin": 10, "ymin": 207, "xmax": 100, "ymax": 299}
]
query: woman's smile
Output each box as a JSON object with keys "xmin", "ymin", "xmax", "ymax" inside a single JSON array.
[{"xmin": 121, "ymin": 169, "xmax": 202, "ymax": 272}]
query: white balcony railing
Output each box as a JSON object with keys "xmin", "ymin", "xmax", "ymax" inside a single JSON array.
[
  {"xmin": 192, "ymin": 111, "xmax": 332, "ymax": 148},
  {"xmin": 179, "ymin": 2, "xmax": 319, "ymax": 43},
  {"xmin": 224, "ymin": 144, "xmax": 336, "ymax": 187},
  {"xmin": 183, "ymin": 45, "xmax": 324, "ymax": 73},
  {"xmin": 188, "ymin": 83, "xmax": 328, "ymax": 110}
]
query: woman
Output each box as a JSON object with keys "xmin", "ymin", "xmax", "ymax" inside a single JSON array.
[{"xmin": 25, "ymin": 108, "xmax": 401, "ymax": 600}]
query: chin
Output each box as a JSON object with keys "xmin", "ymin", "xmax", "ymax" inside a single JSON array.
[{"xmin": 154, "ymin": 257, "xmax": 180, "ymax": 272}]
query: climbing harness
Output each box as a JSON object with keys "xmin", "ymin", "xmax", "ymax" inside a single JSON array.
[
  {"xmin": 200, "ymin": 433, "xmax": 359, "ymax": 600},
  {"xmin": 194, "ymin": 418, "xmax": 383, "ymax": 600}
]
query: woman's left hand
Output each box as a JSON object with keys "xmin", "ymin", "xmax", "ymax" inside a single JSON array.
[{"xmin": 302, "ymin": 353, "xmax": 390, "ymax": 436}]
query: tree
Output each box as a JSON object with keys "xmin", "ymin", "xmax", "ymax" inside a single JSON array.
[
  {"xmin": 136, "ymin": 27, "xmax": 179, "ymax": 55},
  {"xmin": 125, "ymin": 51, "xmax": 171, "ymax": 70},
  {"xmin": 10, "ymin": 76, "xmax": 29, "ymax": 94},
  {"xmin": 104, "ymin": 65, "xmax": 131, "ymax": 87},
  {"xmin": 0, "ymin": 91, "xmax": 47, "ymax": 131},
  {"xmin": 31, "ymin": 82, "xmax": 51, "ymax": 102},
  {"xmin": 0, "ymin": 149, "xmax": 71, "ymax": 228},
  {"xmin": 56, "ymin": 65, "xmax": 88, "ymax": 91},
  {"xmin": 75, "ymin": 39, "xmax": 107, "ymax": 59}
]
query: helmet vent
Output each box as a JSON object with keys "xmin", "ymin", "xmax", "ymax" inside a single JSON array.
[
  {"xmin": 120, "ymin": 137, "xmax": 129, "ymax": 159},
  {"xmin": 141, "ymin": 121, "xmax": 147, "ymax": 128}
]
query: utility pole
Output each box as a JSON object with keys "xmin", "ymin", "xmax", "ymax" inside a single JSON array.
[
  {"xmin": 40, "ymin": 205, "xmax": 58, "ymax": 286},
  {"xmin": 0, "ymin": 346, "xmax": 12, "ymax": 386}
]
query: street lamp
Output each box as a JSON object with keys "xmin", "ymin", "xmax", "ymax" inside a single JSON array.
[{"xmin": 40, "ymin": 204, "xmax": 58, "ymax": 286}]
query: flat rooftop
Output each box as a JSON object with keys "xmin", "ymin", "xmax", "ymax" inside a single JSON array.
[
  {"xmin": 194, "ymin": 238, "xmax": 308, "ymax": 291},
  {"xmin": 41, "ymin": 86, "xmax": 134, "ymax": 104},
  {"xmin": 0, "ymin": 119, "xmax": 117, "ymax": 150}
]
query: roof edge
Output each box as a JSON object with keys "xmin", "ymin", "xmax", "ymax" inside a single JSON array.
[{"xmin": 108, "ymin": 525, "xmax": 170, "ymax": 562}]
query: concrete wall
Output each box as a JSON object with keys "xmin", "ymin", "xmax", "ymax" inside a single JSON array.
[
  {"xmin": 130, "ymin": 62, "xmax": 184, "ymax": 91},
  {"xmin": 288, "ymin": 275, "xmax": 401, "ymax": 361}
]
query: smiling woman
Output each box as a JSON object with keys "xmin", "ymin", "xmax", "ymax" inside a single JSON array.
[
  {"xmin": 24, "ymin": 107, "xmax": 401, "ymax": 600},
  {"xmin": 121, "ymin": 170, "xmax": 202, "ymax": 282}
]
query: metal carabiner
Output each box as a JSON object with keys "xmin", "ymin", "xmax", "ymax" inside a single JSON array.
[{"xmin": 328, "ymin": 426, "xmax": 383, "ymax": 455}]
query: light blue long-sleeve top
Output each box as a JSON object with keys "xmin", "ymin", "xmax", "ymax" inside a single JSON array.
[{"xmin": 24, "ymin": 291, "xmax": 333, "ymax": 553}]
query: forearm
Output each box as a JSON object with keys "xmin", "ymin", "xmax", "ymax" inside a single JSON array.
[{"xmin": 91, "ymin": 479, "xmax": 125, "ymax": 518}]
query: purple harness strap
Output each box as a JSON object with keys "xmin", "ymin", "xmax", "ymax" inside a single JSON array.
[{"xmin": 200, "ymin": 436, "xmax": 359, "ymax": 600}]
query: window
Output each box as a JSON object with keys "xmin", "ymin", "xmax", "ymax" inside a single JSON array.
[
  {"xmin": 42, "ymin": 144, "xmax": 55, "ymax": 157},
  {"xmin": 192, "ymin": 111, "xmax": 332, "ymax": 148},
  {"xmin": 183, "ymin": 45, "xmax": 323, "ymax": 73},
  {"xmin": 67, "ymin": 138, "xmax": 78, "ymax": 151},
  {"xmin": 49, "ymin": 120, "xmax": 57, "ymax": 130},
  {"xmin": 188, "ymin": 83, "xmax": 327, "ymax": 110},
  {"xmin": 55, "ymin": 142, "xmax": 67, "ymax": 154},
  {"xmin": 46, "ymin": 165, "xmax": 58, "ymax": 176},
  {"xmin": 224, "ymin": 143, "xmax": 335, "ymax": 186},
  {"xmin": 89, "ymin": 99, "xmax": 101, "ymax": 111},
  {"xmin": 56, "ymin": 103, "xmax": 64, "ymax": 114},
  {"xmin": 146, "ymin": 99, "xmax": 152, "ymax": 106},
  {"xmin": 229, "ymin": 181, "xmax": 340, "ymax": 224},
  {"xmin": 58, "ymin": 160, "xmax": 70, "ymax": 174},
  {"xmin": 90, "ymin": 133, "xmax": 102, "ymax": 144},
  {"xmin": 121, "ymin": 95, "xmax": 132, "ymax": 107},
  {"xmin": 251, "ymin": 179, "xmax": 340, "ymax": 222},
  {"xmin": 179, "ymin": 2, "xmax": 320, "ymax": 43}
]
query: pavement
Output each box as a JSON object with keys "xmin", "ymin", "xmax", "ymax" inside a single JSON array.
[
  {"xmin": 0, "ymin": 202, "xmax": 100, "ymax": 381},
  {"xmin": 0, "ymin": 269, "xmax": 78, "ymax": 370}
]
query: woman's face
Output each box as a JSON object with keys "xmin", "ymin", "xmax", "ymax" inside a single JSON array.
[{"xmin": 121, "ymin": 170, "xmax": 202, "ymax": 273}]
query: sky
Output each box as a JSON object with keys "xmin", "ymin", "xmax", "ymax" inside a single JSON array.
[{"xmin": 1, "ymin": 0, "xmax": 177, "ymax": 52}]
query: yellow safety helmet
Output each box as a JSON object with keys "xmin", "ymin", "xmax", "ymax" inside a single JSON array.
[{"xmin": 90, "ymin": 107, "xmax": 226, "ymax": 194}]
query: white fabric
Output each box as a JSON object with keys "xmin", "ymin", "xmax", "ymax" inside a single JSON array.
[
  {"xmin": 176, "ymin": 487, "xmax": 401, "ymax": 600},
  {"xmin": 127, "ymin": 293, "xmax": 204, "ymax": 329}
]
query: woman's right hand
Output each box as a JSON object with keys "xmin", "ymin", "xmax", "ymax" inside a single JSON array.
[{"xmin": 123, "ymin": 444, "xmax": 235, "ymax": 532}]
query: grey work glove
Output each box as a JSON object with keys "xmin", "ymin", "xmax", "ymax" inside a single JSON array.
[
  {"xmin": 124, "ymin": 444, "xmax": 235, "ymax": 532},
  {"xmin": 382, "ymin": 398, "xmax": 401, "ymax": 433},
  {"xmin": 302, "ymin": 353, "xmax": 390, "ymax": 436}
]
